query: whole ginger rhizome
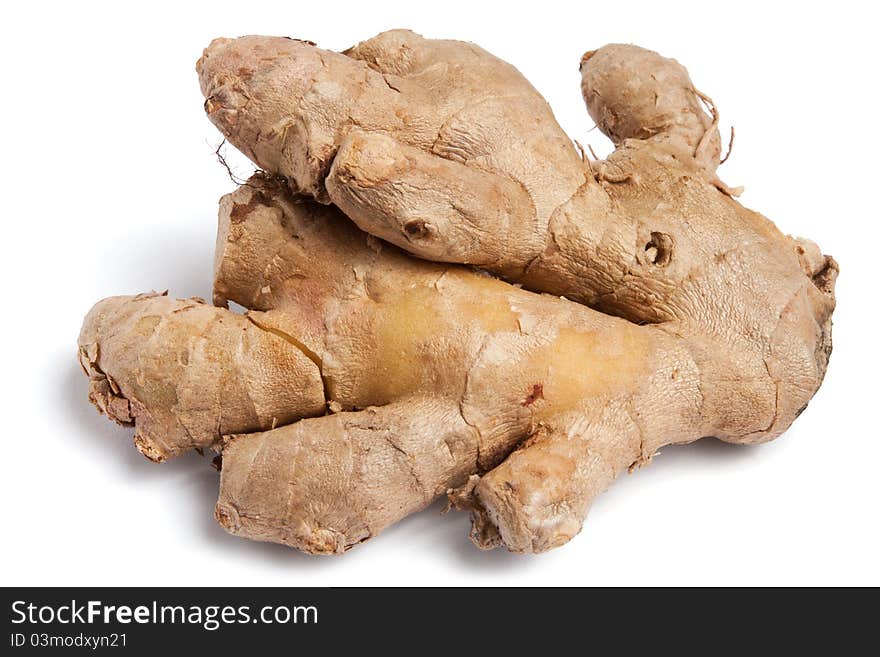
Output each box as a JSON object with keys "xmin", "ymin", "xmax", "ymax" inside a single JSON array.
[{"xmin": 79, "ymin": 31, "xmax": 836, "ymax": 554}]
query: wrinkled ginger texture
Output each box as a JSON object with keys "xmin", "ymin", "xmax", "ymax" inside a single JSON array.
[{"xmin": 79, "ymin": 31, "xmax": 836, "ymax": 554}]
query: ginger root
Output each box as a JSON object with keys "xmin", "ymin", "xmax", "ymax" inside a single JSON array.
[{"xmin": 78, "ymin": 31, "xmax": 837, "ymax": 554}]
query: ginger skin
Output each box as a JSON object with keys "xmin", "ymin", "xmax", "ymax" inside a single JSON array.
[{"xmin": 78, "ymin": 32, "xmax": 837, "ymax": 554}]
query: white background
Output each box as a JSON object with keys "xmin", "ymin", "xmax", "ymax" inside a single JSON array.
[{"xmin": 2, "ymin": 0, "xmax": 877, "ymax": 586}]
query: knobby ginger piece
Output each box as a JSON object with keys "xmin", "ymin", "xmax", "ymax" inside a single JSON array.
[{"xmin": 78, "ymin": 32, "xmax": 837, "ymax": 554}]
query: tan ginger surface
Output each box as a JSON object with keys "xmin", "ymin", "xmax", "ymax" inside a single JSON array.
[{"xmin": 79, "ymin": 32, "xmax": 837, "ymax": 554}]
